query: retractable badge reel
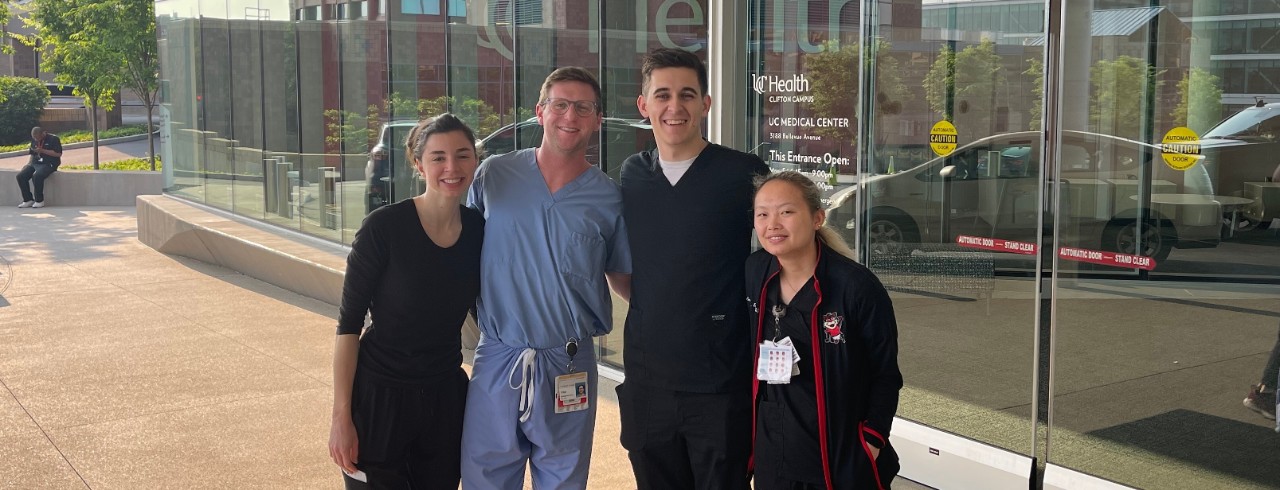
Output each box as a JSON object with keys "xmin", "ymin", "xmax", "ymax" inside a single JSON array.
[{"xmin": 555, "ymin": 337, "xmax": 589, "ymax": 414}]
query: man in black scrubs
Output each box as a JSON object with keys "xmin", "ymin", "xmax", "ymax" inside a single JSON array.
[{"xmin": 617, "ymin": 48, "xmax": 770, "ymax": 489}]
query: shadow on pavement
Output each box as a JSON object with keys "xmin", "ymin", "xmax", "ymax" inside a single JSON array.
[{"xmin": 1088, "ymin": 409, "xmax": 1280, "ymax": 487}]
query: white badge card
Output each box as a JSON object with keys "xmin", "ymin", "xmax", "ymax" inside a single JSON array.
[
  {"xmin": 757, "ymin": 342, "xmax": 792, "ymax": 384},
  {"xmin": 776, "ymin": 336, "xmax": 801, "ymax": 377},
  {"xmin": 555, "ymin": 371, "xmax": 589, "ymax": 414}
]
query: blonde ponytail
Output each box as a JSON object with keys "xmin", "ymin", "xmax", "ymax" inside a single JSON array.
[{"xmin": 817, "ymin": 225, "xmax": 856, "ymax": 261}]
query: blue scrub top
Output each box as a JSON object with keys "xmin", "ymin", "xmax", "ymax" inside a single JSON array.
[{"xmin": 468, "ymin": 148, "xmax": 631, "ymax": 349}]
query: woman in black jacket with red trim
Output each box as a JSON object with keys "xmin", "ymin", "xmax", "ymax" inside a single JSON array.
[{"xmin": 747, "ymin": 171, "xmax": 903, "ymax": 489}]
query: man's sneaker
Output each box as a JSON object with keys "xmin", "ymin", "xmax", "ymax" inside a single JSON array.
[
  {"xmin": 17, "ymin": 201, "xmax": 33, "ymax": 208},
  {"xmin": 1243, "ymin": 384, "xmax": 1276, "ymax": 420},
  {"xmin": 31, "ymin": 201, "xmax": 45, "ymax": 208}
]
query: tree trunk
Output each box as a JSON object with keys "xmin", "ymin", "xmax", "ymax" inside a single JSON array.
[
  {"xmin": 91, "ymin": 98, "xmax": 100, "ymax": 170},
  {"xmin": 146, "ymin": 102, "xmax": 156, "ymax": 171}
]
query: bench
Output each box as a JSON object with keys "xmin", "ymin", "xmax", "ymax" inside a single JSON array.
[{"xmin": 0, "ymin": 168, "xmax": 162, "ymax": 207}]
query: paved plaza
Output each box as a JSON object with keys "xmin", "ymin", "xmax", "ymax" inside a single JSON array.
[{"xmin": 0, "ymin": 203, "xmax": 927, "ymax": 489}]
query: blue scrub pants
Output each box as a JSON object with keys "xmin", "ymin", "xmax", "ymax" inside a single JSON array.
[{"xmin": 461, "ymin": 333, "xmax": 598, "ymax": 489}]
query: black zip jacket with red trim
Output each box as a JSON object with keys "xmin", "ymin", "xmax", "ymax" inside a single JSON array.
[{"xmin": 746, "ymin": 242, "xmax": 903, "ymax": 489}]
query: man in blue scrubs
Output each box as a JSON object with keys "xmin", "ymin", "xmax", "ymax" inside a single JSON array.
[{"xmin": 462, "ymin": 67, "xmax": 632, "ymax": 489}]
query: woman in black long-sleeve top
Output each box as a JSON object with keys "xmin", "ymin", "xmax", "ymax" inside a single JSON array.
[
  {"xmin": 327, "ymin": 114, "xmax": 483, "ymax": 489},
  {"xmin": 747, "ymin": 171, "xmax": 903, "ymax": 490}
]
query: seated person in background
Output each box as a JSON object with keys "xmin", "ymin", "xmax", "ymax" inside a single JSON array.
[{"xmin": 16, "ymin": 126, "xmax": 63, "ymax": 209}]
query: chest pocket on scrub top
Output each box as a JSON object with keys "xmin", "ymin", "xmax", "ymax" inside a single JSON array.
[{"xmin": 561, "ymin": 231, "xmax": 605, "ymax": 280}]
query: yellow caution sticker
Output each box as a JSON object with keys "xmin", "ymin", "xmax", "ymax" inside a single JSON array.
[
  {"xmin": 1160, "ymin": 126, "xmax": 1201, "ymax": 171},
  {"xmin": 929, "ymin": 120, "xmax": 958, "ymax": 157}
]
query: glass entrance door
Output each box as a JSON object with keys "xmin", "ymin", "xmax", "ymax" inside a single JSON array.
[
  {"xmin": 1046, "ymin": 1, "xmax": 1280, "ymax": 487},
  {"xmin": 748, "ymin": 0, "xmax": 1048, "ymax": 485},
  {"xmin": 745, "ymin": 0, "xmax": 1280, "ymax": 487}
]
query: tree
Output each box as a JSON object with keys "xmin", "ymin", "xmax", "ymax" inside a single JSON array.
[
  {"xmin": 324, "ymin": 94, "xmax": 533, "ymax": 155},
  {"xmin": 1170, "ymin": 67, "xmax": 1222, "ymax": 134},
  {"xmin": 1090, "ymin": 55, "xmax": 1163, "ymax": 141},
  {"xmin": 806, "ymin": 40, "xmax": 909, "ymax": 154},
  {"xmin": 18, "ymin": 0, "xmax": 124, "ymax": 169},
  {"xmin": 1, "ymin": 2, "xmax": 11, "ymax": 58},
  {"xmin": 1024, "ymin": 58, "xmax": 1044, "ymax": 131},
  {"xmin": 80, "ymin": 0, "xmax": 159, "ymax": 170},
  {"xmin": 923, "ymin": 39, "xmax": 1010, "ymax": 141}
]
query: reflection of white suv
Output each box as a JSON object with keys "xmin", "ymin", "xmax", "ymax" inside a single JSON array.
[
  {"xmin": 1200, "ymin": 100, "xmax": 1280, "ymax": 227},
  {"xmin": 828, "ymin": 130, "xmax": 1222, "ymax": 267}
]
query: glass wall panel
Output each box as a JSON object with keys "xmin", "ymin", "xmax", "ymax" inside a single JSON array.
[
  {"xmin": 157, "ymin": 10, "xmax": 202, "ymax": 202},
  {"xmin": 749, "ymin": 0, "xmax": 1044, "ymax": 458},
  {"xmin": 1049, "ymin": 1, "xmax": 1280, "ymax": 487},
  {"xmin": 332, "ymin": 18, "xmax": 384, "ymax": 243},
  {"xmin": 448, "ymin": 2, "xmax": 517, "ymax": 160},
  {"xmin": 295, "ymin": 19, "xmax": 340, "ymax": 240},
  {"xmin": 375, "ymin": 2, "xmax": 448, "ymax": 217},
  {"xmin": 230, "ymin": 6, "xmax": 266, "ymax": 220},
  {"xmin": 200, "ymin": 12, "xmax": 235, "ymax": 213},
  {"xmin": 261, "ymin": 15, "xmax": 302, "ymax": 230}
]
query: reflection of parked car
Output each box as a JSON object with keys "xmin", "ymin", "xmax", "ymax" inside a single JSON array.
[
  {"xmin": 479, "ymin": 117, "xmax": 655, "ymax": 179},
  {"xmin": 367, "ymin": 117, "xmax": 656, "ymax": 213},
  {"xmin": 827, "ymin": 130, "xmax": 1232, "ymax": 267},
  {"xmin": 1200, "ymin": 99, "xmax": 1280, "ymax": 227},
  {"xmin": 366, "ymin": 120, "xmax": 420, "ymax": 213}
]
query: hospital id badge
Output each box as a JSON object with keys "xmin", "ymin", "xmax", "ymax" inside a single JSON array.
[
  {"xmin": 554, "ymin": 371, "xmax": 589, "ymax": 414},
  {"xmin": 757, "ymin": 342, "xmax": 792, "ymax": 384}
]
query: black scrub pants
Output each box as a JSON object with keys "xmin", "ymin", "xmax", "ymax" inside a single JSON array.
[
  {"xmin": 617, "ymin": 382, "xmax": 753, "ymax": 490},
  {"xmin": 344, "ymin": 367, "xmax": 467, "ymax": 490}
]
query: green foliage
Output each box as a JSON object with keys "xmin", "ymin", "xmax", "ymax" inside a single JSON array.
[
  {"xmin": 1024, "ymin": 59, "xmax": 1044, "ymax": 131},
  {"xmin": 85, "ymin": 0, "xmax": 159, "ymax": 170},
  {"xmin": 18, "ymin": 0, "xmax": 157, "ymax": 168},
  {"xmin": 88, "ymin": 124, "xmax": 150, "ymax": 140},
  {"xmin": 805, "ymin": 40, "xmax": 909, "ymax": 147},
  {"xmin": 0, "ymin": 77, "xmax": 51, "ymax": 145},
  {"xmin": 0, "ymin": 124, "xmax": 149, "ymax": 152},
  {"xmin": 1, "ymin": 124, "xmax": 149, "ymax": 152},
  {"xmin": 0, "ymin": 3, "xmax": 10, "ymax": 56},
  {"xmin": 20, "ymin": 0, "xmax": 122, "ymax": 112},
  {"xmin": 325, "ymin": 94, "xmax": 531, "ymax": 153},
  {"xmin": 1090, "ymin": 56, "xmax": 1163, "ymax": 140},
  {"xmin": 1171, "ymin": 68, "xmax": 1222, "ymax": 134},
  {"xmin": 418, "ymin": 95, "xmax": 531, "ymax": 137},
  {"xmin": 62, "ymin": 156, "xmax": 161, "ymax": 171},
  {"xmin": 923, "ymin": 39, "xmax": 1009, "ymax": 140},
  {"xmin": 323, "ymin": 108, "xmax": 373, "ymax": 153}
]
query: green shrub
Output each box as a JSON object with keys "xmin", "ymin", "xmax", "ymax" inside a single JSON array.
[
  {"xmin": 0, "ymin": 124, "xmax": 151, "ymax": 152},
  {"xmin": 0, "ymin": 77, "xmax": 50, "ymax": 145},
  {"xmin": 61, "ymin": 156, "xmax": 162, "ymax": 171}
]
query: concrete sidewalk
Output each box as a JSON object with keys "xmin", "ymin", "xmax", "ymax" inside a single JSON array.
[
  {"xmin": 0, "ymin": 204, "xmax": 926, "ymax": 489},
  {"xmin": 0, "ymin": 206, "xmax": 632, "ymax": 488},
  {"xmin": 0, "ymin": 204, "xmax": 926, "ymax": 488},
  {"xmin": 1, "ymin": 205, "xmax": 344, "ymax": 488}
]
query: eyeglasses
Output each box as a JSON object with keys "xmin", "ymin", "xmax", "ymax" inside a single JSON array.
[{"xmin": 541, "ymin": 98, "xmax": 600, "ymax": 117}]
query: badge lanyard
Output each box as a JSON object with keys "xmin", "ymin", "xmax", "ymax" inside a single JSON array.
[
  {"xmin": 771, "ymin": 304, "xmax": 785, "ymax": 343},
  {"xmin": 554, "ymin": 337, "xmax": 588, "ymax": 414},
  {"xmin": 758, "ymin": 282, "xmax": 800, "ymax": 384},
  {"xmin": 565, "ymin": 337, "xmax": 578, "ymax": 373}
]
